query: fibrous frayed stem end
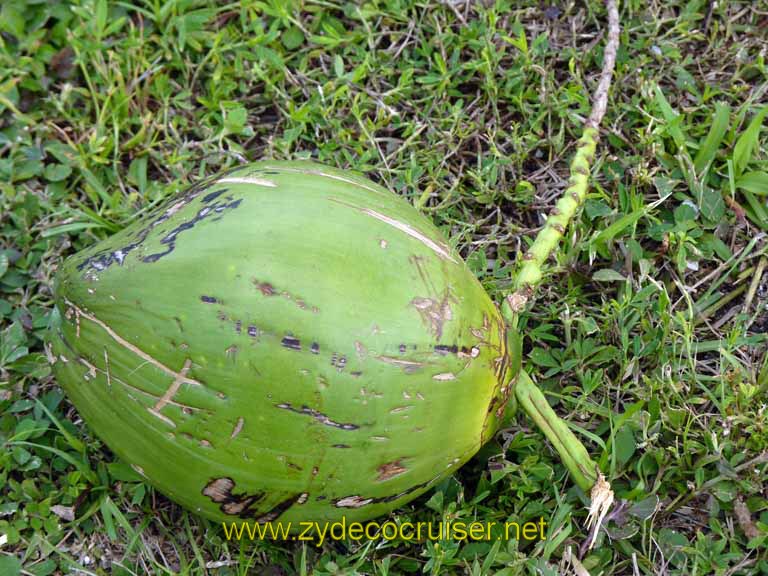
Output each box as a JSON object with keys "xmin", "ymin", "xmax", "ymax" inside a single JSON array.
[{"xmin": 585, "ymin": 471, "xmax": 614, "ymax": 550}]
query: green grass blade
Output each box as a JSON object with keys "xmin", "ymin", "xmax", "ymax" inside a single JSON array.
[
  {"xmin": 40, "ymin": 222, "xmax": 108, "ymax": 239},
  {"xmin": 693, "ymin": 102, "xmax": 730, "ymax": 175},
  {"xmin": 736, "ymin": 171, "xmax": 768, "ymax": 195},
  {"xmin": 741, "ymin": 190, "xmax": 768, "ymax": 230},
  {"xmin": 592, "ymin": 207, "xmax": 645, "ymax": 244},
  {"xmin": 733, "ymin": 106, "xmax": 768, "ymax": 177},
  {"xmin": 653, "ymin": 84, "xmax": 688, "ymax": 152},
  {"xmin": 33, "ymin": 398, "xmax": 86, "ymax": 453},
  {"xmin": 80, "ymin": 166, "xmax": 115, "ymax": 208}
]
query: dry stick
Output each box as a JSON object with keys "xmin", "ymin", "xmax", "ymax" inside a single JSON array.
[
  {"xmin": 503, "ymin": 0, "xmax": 621, "ymax": 551},
  {"xmin": 743, "ymin": 256, "xmax": 767, "ymax": 318}
]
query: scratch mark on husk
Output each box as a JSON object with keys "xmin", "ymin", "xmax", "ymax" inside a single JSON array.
[
  {"xmin": 329, "ymin": 198, "xmax": 456, "ymax": 262},
  {"xmin": 230, "ymin": 417, "xmax": 244, "ymax": 439},
  {"xmin": 275, "ymin": 402, "xmax": 359, "ymax": 430},
  {"xmin": 218, "ymin": 176, "xmax": 277, "ymax": 187},
  {"xmin": 65, "ymin": 300, "xmax": 203, "ymax": 387}
]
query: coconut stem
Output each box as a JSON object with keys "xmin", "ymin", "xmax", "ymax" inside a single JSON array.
[
  {"xmin": 515, "ymin": 369, "xmax": 615, "ymax": 549},
  {"xmin": 503, "ymin": 128, "xmax": 599, "ymax": 318},
  {"xmin": 514, "ymin": 370, "xmax": 597, "ymax": 491},
  {"xmin": 502, "ymin": 0, "xmax": 620, "ymax": 321},
  {"xmin": 503, "ymin": 0, "xmax": 620, "ymax": 549}
]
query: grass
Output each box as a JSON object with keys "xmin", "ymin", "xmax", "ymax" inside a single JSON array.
[{"xmin": 1, "ymin": 0, "xmax": 767, "ymax": 574}]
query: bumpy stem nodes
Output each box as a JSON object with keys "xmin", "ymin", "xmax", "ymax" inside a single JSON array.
[
  {"xmin": 502, "ymin": 0, "xmax": 620, "ymax": 321},
  {"xmin": 505, "ymin": 128, "xmax": 598, "ymax": 316}
]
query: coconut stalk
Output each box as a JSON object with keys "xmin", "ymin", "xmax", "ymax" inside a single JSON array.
[
  {"xmin": 503, "ymin": 0, "xmax": 620, "ymax": 317},
  {"xmin": 502, "ymin": 0, "xmax": 621, "ymax": 548}
]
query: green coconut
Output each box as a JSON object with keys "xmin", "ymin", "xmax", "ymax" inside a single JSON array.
[{"xmin": 49, "ymin": 161, "xmax": 514, "ymax": 524}]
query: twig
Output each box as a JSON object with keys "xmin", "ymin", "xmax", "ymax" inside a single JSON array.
[
  {"xmin": 743, "ymin": 256, "xmax": 767, "ymax": 316},
  {"xmin": 587, "ymin": 1, "xmax": 621, "ymax": 130}
]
